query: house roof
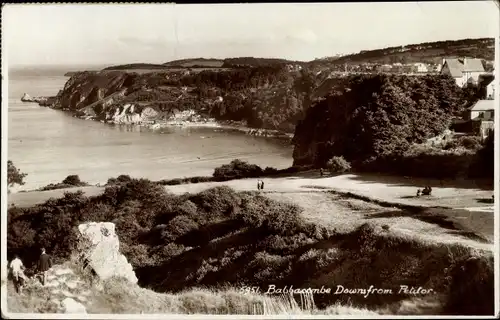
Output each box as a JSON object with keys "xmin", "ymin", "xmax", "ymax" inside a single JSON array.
[
  {"xmin": 462, "ymin": 58, "xmax": 485, "ymax": 72},
  {"xmin": 442, "ymin": 58, "xmax": 485, "ymax": 78},
  {"xmin": 479, "ymin": 73, "xmax": 495, "ymax": 87},
  {"xmin": 470, "ymin": 99, "xmax": 496, "ymax": 112}
]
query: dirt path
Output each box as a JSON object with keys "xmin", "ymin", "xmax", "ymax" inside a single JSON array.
[
  {"xmin": 9, "ymin": 173, "xmax": 494, "ymax": 211},
  {"xmin": 8, "ymin": 173, "xmax": 494, "ymax": 247}
]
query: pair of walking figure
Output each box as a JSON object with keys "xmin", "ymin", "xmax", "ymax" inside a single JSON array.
[
  {"xmin": 257, "ymin": 180, "xmax": 265, "ymax": 191},
  {"xmin": 9, "ymin": 248, "xmax": 53, "ymax": 294}
]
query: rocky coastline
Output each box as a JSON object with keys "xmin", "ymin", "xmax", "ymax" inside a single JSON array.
[
  {"xmin": 20, "ymin": 93, "xmax": 293, "ymax": 141},
  {"xmin": 20, "ymin": 93, "xmax": 57, "ymax": 107}
]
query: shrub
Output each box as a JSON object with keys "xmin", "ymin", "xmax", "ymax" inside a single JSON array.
[
  {"xmin": 326, "ymin": 156, "xmax": 351, "ymax": 173},
  {"xmin": 444, "ymin": 135, "xmax": 482, "ymax": 151},
  {"xmin": 235, "ymin": 195, "xmax": 305, "ymax": 236},
  {"xmin": 189, "ymin": 186, "xmax": 241, "ymax": 220},
  {"xmin": 161, "ymin": 215, "xmax": 199, "ymax": 243},
  {"xmin": 62, "ymin": 174, "xmax": 83, "ymax": 186},
  {"xmin": 263, "ymin": 167, "xmax": 280, "ymax": 175},
  {"xmin": 107, "ymin": 174, "xmax": 134, "ymax": 186},
  {"xmin": 213, "ymin": 159, "xmax": 264, "ymax": 180}
]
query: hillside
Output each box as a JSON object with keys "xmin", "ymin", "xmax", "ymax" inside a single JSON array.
[
  {"xmin": 309, "ymin": 37, "xmax": 495, "ymax": 67},
  {"xmin": 105, "ymin": 57, "xmax": 301, "ymax": 70},
  {"xmin": 6, "ymin": 177, "xmax": 495, "ymax": 315},
  {"xmin": 102, "ymin": 38, "xmax": 495, "ymax": 72},
  {"xmin": 222, "ymin": 57, "xmax": 302, "ymax": 68},
  {"xmin": 43, "ymin": 65, "xmax": 319, "ymax": 133},
  {"xmin": 163, "ymin": 58, "xmax": 225, "ymax": 68},
  {"xmin": 102, "ymin": 63, "xmax": 169, "ymax": 71}
]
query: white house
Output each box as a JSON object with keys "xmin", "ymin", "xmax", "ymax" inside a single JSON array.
[
  {"xmin": 468, "ymin": 100, "xmax": 495, "ymax": 121},
  {"xmin": 440, "ymin": 58, "xmax": 485, "ymax": 87},
  {"xmin": 413, "ymin": 63, "xmax": 428, "ymax": 73}
]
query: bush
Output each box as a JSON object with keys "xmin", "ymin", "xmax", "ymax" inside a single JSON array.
[
  {"xmin": 161, "ymin": 215, "xmax": 199, "ymax": 242},
  {"xmin": 190, "ymin": 186, "xmax": 241, "ymax": 221},
  {"xmin": 263, "ymin": 167, "xmax": 280, "ymax": 175},
  {"xmin": 62, "ymin": 175, "xmax": 83, "ymax": 186},
  {"xmin": 326, "ymin": 156, "xmax": 351, "ymax": 173},
  {"xmin": 107, "ymin": 174, "xmax": 133, "ymax": 185},
  {"xmin": 444, "ymin": 136, "xmax": 482, "ymax": 151},
  {"xmin": 213, "ymin": 159, "xmax": 264, "ymax": 180}
]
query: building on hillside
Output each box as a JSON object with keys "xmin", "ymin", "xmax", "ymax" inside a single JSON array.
[
  {"xmin": 452, "ymin": 99, "xmax": 495, "ymax": 140},
  {"xmin": 377, "ymin": 64, "xmax": 392, "ymax": 73},
  {"xmin": 432, "ymin": 64, "xmax": 442, "ymax": 73},
  {"xmin": 468, "ymin": 100, "xmax": 495, "ymax": 139},
  {"xmin": 413, "ymin": 63, "xmax": 428, "ymax": 73},
  {"xmin": 440, "ymin": 58, "xmax": 485, "ymax": 87},
  {"xmin": 467, "ymin": 100, "xmax": 495, "ymax": 121},
  {"xmin": 477, "ymin": 74, "xmax": 496, "ymax": 99}
]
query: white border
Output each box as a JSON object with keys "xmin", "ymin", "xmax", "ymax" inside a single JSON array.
[
  {"xmin": 492, "ymin": 15, "xmax": 500, "ymax": 320},
  {"xmin": 1, "ymin": 3, "xmax": 499, "ymax": 319}
]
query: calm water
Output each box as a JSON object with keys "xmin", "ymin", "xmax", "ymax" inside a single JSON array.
[{"xmin": 7, "ymin": 67, "xmax": 293, "ymax": 191}]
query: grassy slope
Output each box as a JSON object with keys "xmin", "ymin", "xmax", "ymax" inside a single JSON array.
[
  {"xmin": 5, "ymin": 175, "xmax": 495, "ymax": 316},
  {"xmin": 311, "ymin": 37, "xmax": 494, "ymax": 66},
  {"xmin": 6, "ymin": 217, "xmax": 494, "ymax": 315},
  {"xmin": 8, "ymin": 172, "xmax": 494, "ymax": 241}
]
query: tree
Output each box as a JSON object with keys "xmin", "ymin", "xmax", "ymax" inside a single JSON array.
[
  {"xmin": 7, "ymin": 160, "xmax": 27, "ymax": 189},
  {"xmin": 62, "ymin": 175, "xmax": 82, "ymax": 186}
]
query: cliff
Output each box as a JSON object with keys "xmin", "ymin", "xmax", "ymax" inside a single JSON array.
[
  {"xmin": 20, "ymin": 93, "xmax": 57, "ymax": 106},
  {"xmin": 37, "ymin": 66, "xmax": 319, "ymax": 133}
]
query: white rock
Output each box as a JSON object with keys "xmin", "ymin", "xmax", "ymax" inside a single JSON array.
[
  {"xmin": 55, "ymin": 268, "xmax": 74, "ymax": 276},
  {"xmin": 61, "ymin": 298, "xmax": 87, "ymax": 314},
  {"xmin": 21, "ymin": 93, "xmax": 33, "ymax": 101},
  {"xmin": 65, "ymin": 280, "xmax": 78, "ymax": 290},
  {"xmin": 77, "ymin": 222, "xmax": 138, "ymax": 284},
  {"xmin": 61, "ymin": 289, "xmax": 75, "ymax": 297}
]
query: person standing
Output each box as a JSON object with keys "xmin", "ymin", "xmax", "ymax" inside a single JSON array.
[
  {"xmin": 9, "ymin": 255, "xmax": 26, "ymax": 294},
  {"xmin": 257, "ymin": 180, "xmax": 261, "ymax": 191},
  {"xmin": 261, "ymin": 180, "xmax": 265, "ymax": 190},
  {"xmin": 37, "ymin": 248, "xmax": 52, "ymax": 286}
]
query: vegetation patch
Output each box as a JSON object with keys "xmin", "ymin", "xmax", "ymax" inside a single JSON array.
[
  {"xmin": 7, "ymin": 178, "xmax": 494, "ymax": 315},
  {"xmin": 37, "ymin": 175, "xmax": 90, "ymax": 191}
]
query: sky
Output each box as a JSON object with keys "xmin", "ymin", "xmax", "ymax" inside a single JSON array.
[{"xmin": 2, "ymin": 2, "xmax": 499, "ymax": 67}]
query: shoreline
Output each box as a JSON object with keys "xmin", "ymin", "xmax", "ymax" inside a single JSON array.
[
  {"xmin": 21, "ymin": 93, "xmax": 293, "ymax": 141},
  {"xmin": 76, "ymin": 112, "xmax": 294, "ymax": 140}
]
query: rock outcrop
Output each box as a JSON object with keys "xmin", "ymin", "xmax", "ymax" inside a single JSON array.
[
  {"xmin": 61, "ymin": 298, "xmax": 87, "ymax": 314},
  {"xmin": 77, "ymin": 222, "xmax": 137, "ymax": 284},
  {"xmin": 21, "ymin": 93, "xmax": 33, "ymax": 102},
  {"xmin": 20, "ymin": 93, "xmax": 56, "ymax": 106}
]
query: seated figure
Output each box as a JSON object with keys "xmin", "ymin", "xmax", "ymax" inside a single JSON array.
[{"xmin": 422, "ymin": 186, "xmax": 432, "ymax": 196}]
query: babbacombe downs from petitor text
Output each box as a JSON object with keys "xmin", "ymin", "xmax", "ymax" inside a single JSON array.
[{"xmin": 240, "ymin": 285, "xmax": 434, "ymax": 298}]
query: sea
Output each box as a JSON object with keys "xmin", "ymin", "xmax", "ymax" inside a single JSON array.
[{"xmin": 6, "ymin": 66, "xmax": 294, "ymax": 192}]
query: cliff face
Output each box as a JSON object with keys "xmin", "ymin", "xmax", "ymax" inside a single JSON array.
[
  {"xmin": 40, "ymin": 67, "xmax": 321, "ymax": 132},
  {"xmin": 53, "ymin": 71, "xmax": 133, "ymax": 111}
]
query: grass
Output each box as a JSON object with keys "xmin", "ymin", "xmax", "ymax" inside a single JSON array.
[
  {"xmin": 6, "ymin": 222, "xmax": 494, "ymax": 315},
  {"xmin": 6, "ymin": 175, "xmax": 495, "ymax": 316},
  {"xmin": 6, "ymin": 263, "xmax": 374, "ymax": 315}
]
